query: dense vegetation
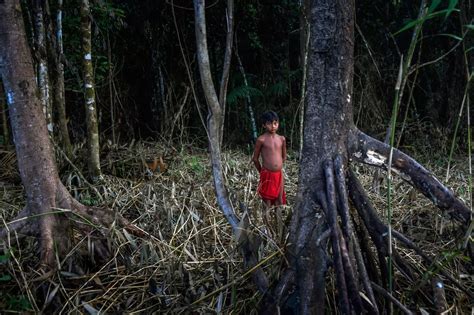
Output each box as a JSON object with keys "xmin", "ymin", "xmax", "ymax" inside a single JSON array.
[{"xmin": 0, "ymin": 0, "xmax": 472, "ymax": 313}]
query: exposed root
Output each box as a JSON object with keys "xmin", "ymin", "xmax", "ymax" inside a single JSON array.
[
  {"xmin": 371, "ymin": 282, "xmax": 414, "ymax": 315},
  {"xmin": 350, "ymin": 128, "xmax": 472, "ymax": 224}
]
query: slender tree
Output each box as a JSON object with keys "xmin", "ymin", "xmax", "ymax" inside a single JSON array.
[
  {"xmin": 0, "ymin": 82, "xmax": 10, "ymax": 146},
  {"xmin": 81, "ymin": 0, "xmax": 101, "ymax": 180},
  {"xmin": 0, "ymin": 0, "xmax": 136, "ymax": 270},
  {"xmin": 53, "ymin": 0, "xmax": 73, "ymax": 157},
  {"xmin": 193, "ymin": 0, "xmax": 269, "ymax": 292},
  {"xmin": 33, "ymin": 0, "xmax": 53, "ymax": 133},
  {"xmin": 218, "ymin": 0, "xmax": 234, "ymax": 146},
  {"xmin": 298, "ymin": 0, "xmax": 310, "ymax": 158}
]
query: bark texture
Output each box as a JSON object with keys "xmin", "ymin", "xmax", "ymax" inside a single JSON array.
[
  {"xmin": 286, "ymin": 1, "xmax": 355, "ymax": 312},
  {"xmin": 33, "ymin": 0, "xmax": 53, "ymax": 133},
  {"xmin": 194, "ymin": 0, "xmax": 269, "ymax": 293},
  {"xmin": 81, "ymin": 0, "xmax": 101, "ymax": 180},
  {"xmin": 0, "ymin": 0, "xmax": 136, "ymax": 269},
  {"xmin": 261, "ymin": 0, "xmax": 471, "ymax": 313},
  {"xmin": 54, "ymin": 0, "xmax": 73, "ymax": 157},
  {"xmin": 0, "ymin": 83, "xmax": 10, "ymax": 145}
]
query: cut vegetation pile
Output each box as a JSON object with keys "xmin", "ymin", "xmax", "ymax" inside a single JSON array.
[{"xmin": 0, "ymin": 141, "xmax": 472, "ymax": 313}]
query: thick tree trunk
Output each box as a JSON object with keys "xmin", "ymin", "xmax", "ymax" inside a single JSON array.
[
  {"xmin": 0, "ymin": 0, "xmax": 137, "ymax": 270},
  {"xmin": 263, "ymin": 1, "xmax": 471, "ymax": 314},
  {"xmin": 80, "ymin": 0, "xmax": 101, "ymax": 181},
  {"xmin": 1, "ymin": 0, "xmax": 70, "ymax": 267},
  {"xmin": 290, "ymin": 1, "xmax": 355, "ymax": 312}
]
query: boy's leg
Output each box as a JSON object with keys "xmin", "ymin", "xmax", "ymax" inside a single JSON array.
[
  {"xmin": 263, "ymin": 199, "xmax": 276, "ymax": 238},
  {"xmin": 272, "ymin": 199, "xmax": 285, "ymax": 244}
]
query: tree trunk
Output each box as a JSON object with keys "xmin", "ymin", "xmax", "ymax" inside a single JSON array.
[
  {"xmin": 0, "ymin": 0, "xmax": 136, "ymax": 270},
  {"xmin": 33, "ymin": 0, "xmax": 53, "ymax": 134},
  {"xmin": 261, "ymin": 0, "xmax": 472, "ymax": 313},
  {"xmin": 235, "ymin": 46, "xmax": 258, "ymax": 142},
  {"xmin": 0, "ymin": 83, "xmax": 10, "ymax": 146},
  {"xmin": 284, "ymin": 1, "xmax": 355, "ymax": 313},
  {"xmin": 298, "ymin": 0, "xmax": 310, "ymax": 159},
  {"xmin": 81, "ymin": 0, "xmax": 101, "ymax": 181},
  {"xmin": 54, "ymin": 0, "xmax": 73, "ymax": 157},
  {"xmin": 218, "ymin": 0, "xmax": 234, "ymax": 147},
  {"xmin": 193, "ymin": 0, "xmax": 269, "ymax": 293}
]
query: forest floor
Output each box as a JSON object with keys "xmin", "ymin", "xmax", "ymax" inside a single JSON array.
[{"xmin": 0, "ymin": 141, "xmax": 472, "ymax": 313}]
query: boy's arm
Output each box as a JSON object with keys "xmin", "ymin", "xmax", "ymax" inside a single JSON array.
[
  {"xmin": 252, "ymin": 138, "xmax": 263, "ymax": 172},
  {"xmin": 281, "ymin": 136, "xmax": 287, "ymax": 162},
  {"xmin": 278, "ymin": 136, "xmax": 286, "ymax": 203}
]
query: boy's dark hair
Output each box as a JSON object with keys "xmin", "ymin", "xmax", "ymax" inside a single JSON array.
[{"xmin": 260, "ymin": 111, "xmax": 279, "ymax": 125}]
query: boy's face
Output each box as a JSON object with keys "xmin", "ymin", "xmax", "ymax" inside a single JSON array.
[{"xmin": 263, "ymin": 120, "xmax": 279, "ymax": 134}]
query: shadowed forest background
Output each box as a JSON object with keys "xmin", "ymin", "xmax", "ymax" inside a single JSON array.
[{"xmin": 0, "ymin": 0, "xmax": 472, "ymax": 313}]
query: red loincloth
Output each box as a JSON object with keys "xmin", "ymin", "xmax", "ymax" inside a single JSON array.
[{"xmin": 258, "ymin": 168, "xmax": 286, "ymax": 205}]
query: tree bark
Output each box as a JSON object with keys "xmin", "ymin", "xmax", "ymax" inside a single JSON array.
[
  {"xmin": 33, "ymin": 0, "xmax": 53, "ymax": 134},
  {"xmin": 298, "ymin": 0, "xmax": 310, "ymax": 158},
  {"xmin": 218, "ymin": 0, "xmax": 234, "ymax": 147},
  {"xmin": 0, "ymin": 0, "xmax": 136, "ymax": 270},
  {"xmin": 80, "ymin": 0, "xmax": 101, "ymax": 181},
  {"xmin": 193, "ymin": 0, "xmax": 269, "ymax": 293},
  {"xmin": 54, "ymin": 0, "xmax": 73, "ymax": 157},
  {"xmin": 0, "ymin": 83, "xmax": 10, "ymax": 146},
  {"xmin": 262, "ymin": 1, "xmax": 472, "ymax": 313}
]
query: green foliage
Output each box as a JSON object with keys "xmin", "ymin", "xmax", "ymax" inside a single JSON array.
[
  {"xmin": 62, "ymin": 0, "xmax": 126, "ymax": 91},
  {"xmin": 80, "ymin": 192, "xmax": 100, "ymax": 206},
  {"xmin": 0, "ymin": 251, "xmax": 11, "ymax": 282},
  {"xmin": 227, "ymin": 85, "xmax": 264, "ymax": 107},
  {"xmin": 186, "ymin": 156, "xmax": 206, "ymax": 177},
  {"xmin": 1, "ymin": 295, "xmax": 32, "ymax": 312},
  {"xmin": 394, "ymin": 8, "xmax": 460, "ymax": 35},
  {"xmin": 0, "ymin": 251, "xmax": 31, "ymax": 312}
]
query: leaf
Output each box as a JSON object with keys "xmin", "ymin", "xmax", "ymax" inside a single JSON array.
[
  {"xmin": 123, "ymin": 228, "xmax": 137, "ymax": 249},
  {"xmin": 394, "ymin": 8, "xmax": 460, "ymax": 35},
  {"xmin": 227, "ymin": 85, "xmax": 263, "ymax": 106},
  {"xmin": 394, "ymin": 19, "xmax": 423, "ymax": 35},
  {"xmin": 83, "ymin": 302, "xmax": 99, "ymax": 315},
  {"xmin": 0, "ymin": 254, "xmax": 10, "ymax": 263},
  {"xmin": 0, "ymin": 274, "xmax": 11, "ymax": 281},
  {"xmin": 445, "ymin": 0, "xmax": 459, "ymax": 19},
  {"xmin": 437, "ymin": 33, "xmax": 463, "ymax": 41},
  {"xmin": 44, "ymin": 285, "xmax": 60, "ymax": 307},
  {"xmin": 426, "ymin": 8, "xmax": 460, "ymax": 19},
  {"xmin": 465, "ymin": 24, "xmax": 474, "ymax": 30},
  {"xmin": 428, "ymin": 0, "xmax": 442, "ymax": 14}
]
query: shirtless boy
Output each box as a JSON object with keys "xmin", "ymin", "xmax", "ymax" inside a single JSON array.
[{"xmin": 252, "ymin": 111, "xmax": 286, "ymax": 207}]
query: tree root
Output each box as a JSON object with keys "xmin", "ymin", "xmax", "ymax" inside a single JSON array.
[
  {"xmin": 349, "ymin": 129, "xmax": 472, "ymax": 225},
  {"xmin": 0, "ymin": 181, "xmax": 147, "ymax": 272},
  {"xmin": 371, "ymin": 282, "xmax": 414, "ymax": 315}
]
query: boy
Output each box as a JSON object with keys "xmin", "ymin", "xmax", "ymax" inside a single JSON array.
[{"xmin": 252, "ymin": 111, "xmax": 287, "ymax": 207}]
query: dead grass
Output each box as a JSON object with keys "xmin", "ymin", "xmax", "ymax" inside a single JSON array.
[{"xmin": 0, "ymin": 141, "xmax": 472, "ymax": 313}]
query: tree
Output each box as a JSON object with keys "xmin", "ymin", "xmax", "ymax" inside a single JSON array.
[
  {"xmin": 32, "ymin": 0, "xmax": 53, "ymax": 133},
  {"xmin": 192, "ymin": 0, "xmax": 472, "ymax": 313},
  {"xmin": 261, "ymin": 1, "xmax": 472, "ymax": 313},
  {"xmin": 81, "ymin": 0, "xmax": 101, "ymax": 180},
  {"xmin": 53, "ymin": 0, "xmax": 73, "ymax": 157},
  {"xmin": 194, "ymin": 0, "xmax": 269, "ymax": 292},
  {"xmin": 0, "ymin": 0, "xmax": 136, "ymax": 269}
]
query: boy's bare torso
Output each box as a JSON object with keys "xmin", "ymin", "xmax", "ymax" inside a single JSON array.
[{"xmin": 254, "ymin": 133, "xmax": 285, "ymax": 172}]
